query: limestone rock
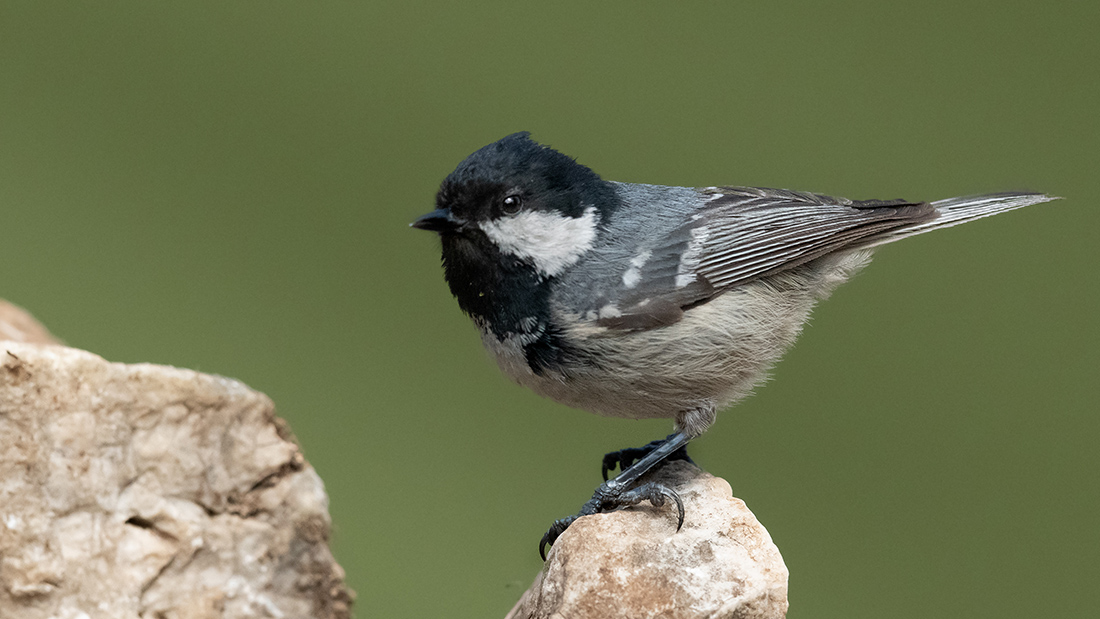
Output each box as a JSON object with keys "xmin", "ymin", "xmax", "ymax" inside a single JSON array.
[
  {"xmin": 507, "ymin": 461, "xmax": 788, "ymax": 619},
  {"xmin": 0, "ymin": 300, "xmax": 61, "ymax": 345},
  {"xmin": 0, "ymin": 341, "xmax": 353, "ymax": 619}
]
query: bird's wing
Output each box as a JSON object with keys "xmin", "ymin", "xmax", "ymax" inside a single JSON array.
[{"xmin": 595, "ymin": 186, "xmax": 935, "ymax": 331}]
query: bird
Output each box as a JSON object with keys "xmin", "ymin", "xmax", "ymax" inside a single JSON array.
[{"xmin": 411, "ymin": 131, "xmax": 1056, "ymax": 559}]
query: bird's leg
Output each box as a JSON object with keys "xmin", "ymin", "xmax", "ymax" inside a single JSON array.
[
  {"xmin": 540, "ymin": 431, "xmax": 692, "ymax": 560},
  {"xmin": 602, "ymin": 432, "xmax": 695, "ymax": 481}
]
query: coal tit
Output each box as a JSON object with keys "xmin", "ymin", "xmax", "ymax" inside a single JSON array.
[{"xmin": 413, "ymin": 132, "xmax": 1056, "ymax": 558}]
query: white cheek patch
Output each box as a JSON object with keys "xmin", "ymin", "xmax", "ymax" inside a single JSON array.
[{"xmin": 480, "ymin": 206, "xmax": 599, "ymax": 277}]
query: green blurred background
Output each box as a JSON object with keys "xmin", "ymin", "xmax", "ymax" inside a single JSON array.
[{"xmin": 1, "ymin": 2, "xmax": 1096, "ymax": 617}]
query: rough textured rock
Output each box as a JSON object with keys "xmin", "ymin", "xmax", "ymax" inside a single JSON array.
[
  {"xmin": 0, "ymin": 301, "xmax": 61, "ymax": 345},
  {"xmin": 506, "ymin": 461, "xmax": 788, "ymax": 619},
  {"xmin": 0, "ymin": 339, "xmax": 353, "ymax": 619}
]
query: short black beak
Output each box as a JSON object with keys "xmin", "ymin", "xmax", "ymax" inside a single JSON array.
[{"xmin": 410, "ymin": 208, "xmax": 463, "ymax": 233}]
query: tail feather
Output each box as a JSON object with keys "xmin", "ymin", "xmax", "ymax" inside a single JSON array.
[{"xmin": 863, "ymin": 192, "xmax": 1060, "ymax": 248}]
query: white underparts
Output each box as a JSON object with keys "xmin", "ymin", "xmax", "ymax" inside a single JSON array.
[{"xmin": 480, "ymin": 206, "xmax": 599, "ymax": 277}]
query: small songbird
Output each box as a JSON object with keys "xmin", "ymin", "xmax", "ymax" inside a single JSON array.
[{"xmin": 412, "ymin": 132, "xmax": 1056, "ymax": 558}]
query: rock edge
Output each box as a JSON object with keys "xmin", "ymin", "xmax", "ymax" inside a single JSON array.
[
  {"xmin": 506, "ymin": 460, "xmax": 789, "ymax": 619},
  {"xmin": 0, "ymin": 338, "xmax": 353, "ymax": 619}
]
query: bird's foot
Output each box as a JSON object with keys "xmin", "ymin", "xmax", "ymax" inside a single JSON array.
[
  {"xmin": 602, "ymin": 433, "xmax": 695, "ymax": 481},
  {"xmin": 539, "ymin": 432, "xmax": 694, "ymax": 560},
  {"xmin": 539, "ymin": 478, "xmax": 684, "ymax": 560}
]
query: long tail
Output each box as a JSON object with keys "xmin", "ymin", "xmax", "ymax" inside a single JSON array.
[{"xmin": 864, "ymin": 191, "xmax": 1060, "ymax": 248}]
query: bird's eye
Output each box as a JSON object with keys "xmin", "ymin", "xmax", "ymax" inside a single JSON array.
[{"xmin": 502, "ymin": 195, "xmax": 522, "ymax": 214}]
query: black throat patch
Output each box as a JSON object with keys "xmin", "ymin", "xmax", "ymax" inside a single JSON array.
[{"xmin": 440, "ymin": 234, "xmax": 573, "ymax": 375}]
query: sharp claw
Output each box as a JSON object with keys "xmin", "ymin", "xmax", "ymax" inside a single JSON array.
[
  {"xmin": 669, "ymin": 488, "xmax": 685, "ymax": 531},
  {"xmin": 539, "ymin": 517, "xmax": 576, "ymax": 561},
  {"xmin": 631, "ymin": 482, "xmax": 685, "ymax": 531},
  {"xmin": 601, "ymin": 453, "xmax": 621, "ymax": 481},
  {"xmin": 549, "ymin": 434, "xmax": 695, "ymax": 559}
]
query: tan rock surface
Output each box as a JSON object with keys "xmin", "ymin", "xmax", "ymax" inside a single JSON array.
[
  {"xmin": 0, "ymin": 301, "xmax": 61, "ymax": 345},
  {"xmin": 507, "ymin": 460, "xmax": 788, "ymax": 619},
  {"xmin": 0, "ymin": 340, "xmax": 352, "ymax": 619}
]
